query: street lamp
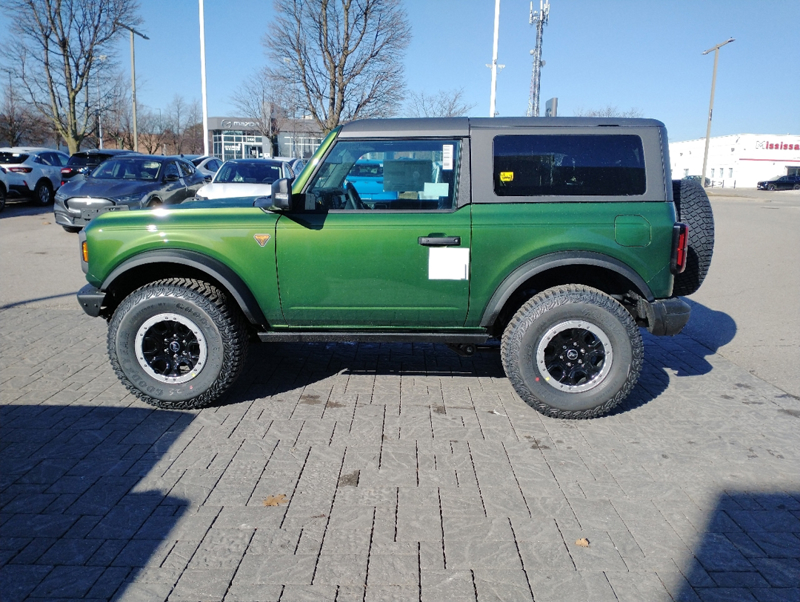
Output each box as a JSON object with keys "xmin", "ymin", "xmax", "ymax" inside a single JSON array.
[
  {"xmin": 701, "ymin": 37, "xmax": 734, "ymax": 188},
  {"xmin": 115, "ymin": 21, "xmax": 149, "ymax": 152}
]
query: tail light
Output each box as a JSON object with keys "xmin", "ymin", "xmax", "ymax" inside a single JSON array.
[
  {"xmin": 8, "ymin": 166, "xmax": 33, "ymax": 173},
  {"xmin": 671, "ymin": 223, "xmax": 689, "ymax": 274},
  {"xmin": 61, "ymin": 167, "xmax": 72, "ymax": 174}
]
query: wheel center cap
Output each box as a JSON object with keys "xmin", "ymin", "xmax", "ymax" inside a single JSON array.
[
  {"xmin": 566, "ymin": 349, "xmax": 579, "ymax": 361},
  {"xmin": 169, "ymin": 341, "xmax": 181, "ymax": 353}
]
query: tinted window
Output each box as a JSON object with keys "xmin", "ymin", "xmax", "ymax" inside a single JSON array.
[
  {"xmin": 177, "ymin": 160, "xmax": 195, "ymax": 177},
  {"xmin": 0, "ymin": 152, "xmax": 28, "ymax": 163},
  {"xmin": 92, "ymin": 158, "xmax": 162, "ymax": 181},
  {"xmin": 309, "ymin": 139, "xmax": 460, "ymax": 211},
  {"xmin": 215, "ymin": 161, "xmax": 282, "ymax": 184},
  {"xmin": 493, "ymin": 135, "xmax": 646, "ymax": 196}
]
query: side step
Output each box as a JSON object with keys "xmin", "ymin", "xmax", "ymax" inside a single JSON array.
[{"xmin": 257, "ymin": 331, "xmax": 490, "ymax": 344}]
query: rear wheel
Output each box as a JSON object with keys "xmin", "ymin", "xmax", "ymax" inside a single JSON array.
[
  {"xmin": 501, "ymin": 285, "xmax": 643, "ymax": 419},
  {"xmin": 0, "ymin": 184, "xmax": 6, "ymax": 211},
  {"xmin": 62, "ymin": 225, "xmax": 82, "ymax": 233},
  {"xmin": 108, "ymin": 278, "xmax": 249, "ymax": 409},
  {"xmin": 33, "ymin": 180, "xmax": 53, "ymax": 205}
]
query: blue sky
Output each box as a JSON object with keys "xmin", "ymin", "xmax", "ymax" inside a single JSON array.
[{"xmin": 5, "ymin": 0, "xmax": 800, "ymax": 142}]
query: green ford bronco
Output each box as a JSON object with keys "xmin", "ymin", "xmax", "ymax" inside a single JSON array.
[{"xmin": 77, "ymin": 117, "xmax": 714, "ymax": 419}]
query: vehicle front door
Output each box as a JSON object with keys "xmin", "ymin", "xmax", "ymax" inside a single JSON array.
[
  {"xmin": 178, "ymin": 160, "xmax": 204, "ymax": 199},
  {"xmin": 161, "ymin": 161, "xmax": 187, "ymax": 204},
  {"xmin": 275, "ymin": 137, "xmax": 471, "ymax": 328}
]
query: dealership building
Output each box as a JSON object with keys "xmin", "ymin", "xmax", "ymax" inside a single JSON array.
[
  {"xmin": 669, "ymin": 134, "xmax": 800, "ymax": 188},
  {"xmin": 207, "ymin": 116, "xmax": 324, "ymax": 161}
]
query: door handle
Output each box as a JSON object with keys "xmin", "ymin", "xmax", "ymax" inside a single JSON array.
[{"xmin": 418, "ymin": 236, "xmax": 460, "ymax": 246}]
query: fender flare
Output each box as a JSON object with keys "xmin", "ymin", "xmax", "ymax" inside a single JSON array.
[
  {"xmin": 101, "ymin": 249, "xmax": 267, "ymax": 326},
  {"xmin": 479, "ymin": 251, "xmax": 655, "ymax": 329}
]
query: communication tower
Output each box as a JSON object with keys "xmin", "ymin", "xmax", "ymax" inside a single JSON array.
[{"xmin": 527, "ymin": 0, "xmax": 550, "ymax": 117}]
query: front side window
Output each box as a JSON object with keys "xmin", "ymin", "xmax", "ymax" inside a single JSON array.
[
  {"xmin": 308, "ymin": 139, "xmax": 460, "ymax": 210},
  {"xmin": 493, "ymin": 134, "xmax": 646, "ymax": 196}
]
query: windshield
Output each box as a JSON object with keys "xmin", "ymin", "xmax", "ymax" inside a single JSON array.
[
  {"xmin": 214, "ymin": 161, "xmax": 282, "ymax": 184},
  {"xmin": 90, "ymin": 158, "xmax": 162, "ymax": 181}
]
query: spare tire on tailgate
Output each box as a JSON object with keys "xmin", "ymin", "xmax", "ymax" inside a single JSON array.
[{"xmin": 672, "ymin": 179, "xmax": 714, "ymax": 296}]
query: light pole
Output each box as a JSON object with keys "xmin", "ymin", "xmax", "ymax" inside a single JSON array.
[
  {"xmin": 701, "ymin": 37, "xmax": 734, "ymax": 188},
  {"xmin": 487, "ymin": 0, "xmax": 504, "ymax": 117},
  {"xmin": 199, "ymin": 0, "xmax": 210, "ymax": 156},
  {"xmin": 115, "ymin": 21, "xmax": 149, "ymax": 152}
]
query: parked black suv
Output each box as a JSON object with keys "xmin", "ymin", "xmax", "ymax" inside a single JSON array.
[{"xmin": 60, "ymin": 149, "xmax": 136, "ymax": 186}]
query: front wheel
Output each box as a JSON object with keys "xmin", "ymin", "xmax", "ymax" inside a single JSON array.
[
  {"xmin": 501, "ymin": 285, "xmax": 643, "ymax": 419},
  {"xmin": 767, "ymin": 184, "xmax": 776, "ymax": 191},
  {"xmin": 108, "ymin": 278, "xmax": 249, "ymax": 409}
]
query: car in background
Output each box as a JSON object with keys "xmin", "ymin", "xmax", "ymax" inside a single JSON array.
[
  {"xmin": 193, "ymin": 158, "xmax": 294, "ymax": 201},
  {"xmin": 344, "ymin": 159, "xmax": 398, "ymax": 201},
  {"xmin": 0, "ymin": 147, "xmax": 69, "ymax": 205},
  {"xmin": 273, "ymin": 156, "xmax": 307, "ymax": 176},
  {"xmin": 190, "ymin": 156, "xmax": 223, "ymax": 178},
  {"xmin": 757, "ymin": 175, "xmax": 800, "ymax": 191},
  {"xmin": 61, "ymin": 149, "xmax": 137, "ymax": 186},
  {"xmin": 0, "ymin": 166, "xmax": 8, "ymax": 211},
  {"xmin": 54, "ymin": 155, "xmax": 206, "ymax": 232}
]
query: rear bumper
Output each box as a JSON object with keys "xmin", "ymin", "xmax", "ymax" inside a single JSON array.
[
  {"xmin": 644, "ymin": 297, "xmax": 691, "ymax": 336},
  {"xmin": 77, "ymin": 284, "xmax": 106, "ymax": 317}
]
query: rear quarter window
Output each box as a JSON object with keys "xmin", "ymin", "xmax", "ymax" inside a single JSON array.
[{"xmin": 493, "ymin": 134, "xmax": 646, "ymax": 197}]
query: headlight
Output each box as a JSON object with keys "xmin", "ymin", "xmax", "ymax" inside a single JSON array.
[{"xmin": 115, "ymin": 193, "xmax": 144, "ymax": 205}]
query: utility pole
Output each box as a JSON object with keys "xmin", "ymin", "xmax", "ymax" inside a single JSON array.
[
  {"xmin": 487, "ymin": 0, "xmax": 504, "ymax": 117},
  {"xmin": 527, "ymin": 0, "xmax": 550, "ymax": 117},
  {"xmin": 701, "ymin": 37, "xmax": 734, "ymax": 188},
  {"xmin": 115, "ymin": 21, "xmax": 149, "ymax": 153}
]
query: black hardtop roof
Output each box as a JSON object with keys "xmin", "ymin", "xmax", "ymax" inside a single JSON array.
[{"xmin": 338, "ymin": 116, "xmax": 665, "ymax": 138}]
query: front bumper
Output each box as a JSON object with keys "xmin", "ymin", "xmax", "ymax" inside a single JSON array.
[
  {"xmin": 77, "ymin": 284, "xmax": 106, "ymax": 317},
  {"xmin": 643, "ymin": 297, "xmax": 691, "ymax": 336}
]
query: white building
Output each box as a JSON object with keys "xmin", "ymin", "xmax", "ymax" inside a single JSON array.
[{"xmin": 669, "ymin": 134, "xmax": 800, "ymax": 188}]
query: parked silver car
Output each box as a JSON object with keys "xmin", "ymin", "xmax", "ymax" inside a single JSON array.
[{"xmin": 0, "ymin": 147, "xmax": 69, "ymax": 205}]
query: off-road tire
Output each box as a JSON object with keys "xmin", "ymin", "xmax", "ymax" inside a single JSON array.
[
  {"xmin": 108, "ymin": 278, "xmax": 248, "ymax": 410},
  {"xmin": 672, "ymin": 179, "xmax": 715, "ymax": 296},
  {"xmin": 33, "ymin": 180, "xmax": 53, "ymax": 205},
  {"xmin": 501, "ymin": 284, "xmax": 643, "ymax": 419}
]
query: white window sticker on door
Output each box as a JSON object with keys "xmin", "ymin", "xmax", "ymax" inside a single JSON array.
[
  {"xmin": 442, "ymin": 144, "xmax": 454, "ymax": 170},
  {"xmin": 428, "ymin": 247, "xmax": 469, "ymax": 280}
]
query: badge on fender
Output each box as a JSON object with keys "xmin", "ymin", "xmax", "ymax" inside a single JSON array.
[{"xmin": 254, "ymin": 234, "xmax": 271, "ymax": 247}]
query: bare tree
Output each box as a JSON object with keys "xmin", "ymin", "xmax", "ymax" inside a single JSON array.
[
  {"xmin": 3, "ymin": 0, "xmax": 141, "ymax": 154},
  {"xmin": 231, "ymin": 71, "xmax": 289, "ymax": 153},
  {"xmin": 0, "ymin": 80, "xmax": 51, "ymax": 146},
  {"xmin": 265, "ymin": 0, "xmax": 411, "ymax": 133},
  {"xmin": 405, "ymin": 88, "xmax": 475, "ymax": 118},
  {"xmin": 574, "ymin": 105, "xmax": 644, "ymax": 118}
]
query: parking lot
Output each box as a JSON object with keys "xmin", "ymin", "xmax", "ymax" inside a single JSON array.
[{"xmin": 1, "ymin": 190, "xmax": 799, "ymax": 601}]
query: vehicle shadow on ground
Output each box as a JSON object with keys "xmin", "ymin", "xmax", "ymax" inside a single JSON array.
[
  {"xmin": 0, "ymin": 200, "xmax": 53, "ymax": 217},
  {"xmin": 221, "ymin": 299, "xmax": 738, "ymax": 417},
  {"xmin": 677, "ymin": 490, "xmax": 800, "ymax": 600},
  {"xmin": 0, "ymin": 405, "xmax": 191, "ymax": 601}
]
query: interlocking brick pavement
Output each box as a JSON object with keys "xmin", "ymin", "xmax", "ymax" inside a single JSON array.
[{"xmin": 1, "ymin": 306, "xmax": 799, "ymax": 601}]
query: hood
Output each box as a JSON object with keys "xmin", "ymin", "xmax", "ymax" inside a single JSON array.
[
  {"xmin": 61, "ymin": 177, "xmax": 159, "ymax": 200},
  {"xmin": 197, "ymin": 182, "xmax": 273, "ymax": 200},
  {"xmin": 175, "ymin": 196, "xmax": 263, "ymax": 210}
]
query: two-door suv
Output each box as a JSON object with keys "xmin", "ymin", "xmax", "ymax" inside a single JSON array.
[{"xmin": 77, "ymin": 117, "xmax": 714, "ymax": 419}]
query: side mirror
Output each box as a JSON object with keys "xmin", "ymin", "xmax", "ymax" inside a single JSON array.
[
  {"xmin": 270, "ymin": 178, "xmax": 295, "ymax": 210},
  {"xmin": 165, "ymin": 173, "xmax": 180, "ymax": 182},
  {"xmin": 203, "ymin": 175, "xmax": 212, "ymax": 183}
]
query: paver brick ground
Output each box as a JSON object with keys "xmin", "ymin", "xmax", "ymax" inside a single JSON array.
[{"xmin": 1, "ymin": 306, "xmax": 799, "ymax": 601}]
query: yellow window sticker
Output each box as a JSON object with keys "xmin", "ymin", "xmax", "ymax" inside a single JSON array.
[{"xmin": 500, "ymin": 171, "xmax": 514, "ymax": 183}]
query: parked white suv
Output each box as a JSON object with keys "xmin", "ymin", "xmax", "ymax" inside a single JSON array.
[{"xmin": 0, "ymin": 147, "xmax": 69, "ymax": 205}]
